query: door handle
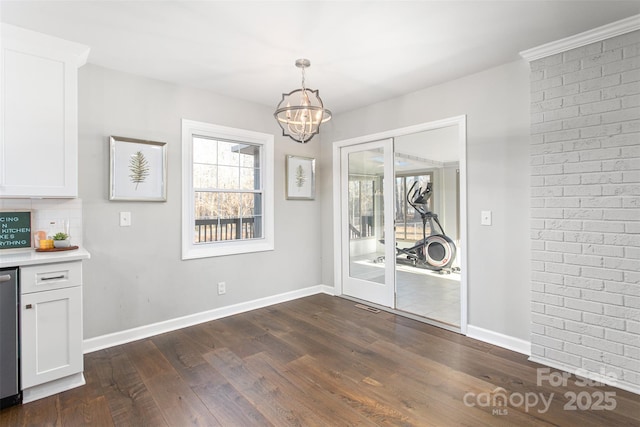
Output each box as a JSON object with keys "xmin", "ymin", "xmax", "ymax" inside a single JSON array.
[
  {"xmin": 0, "ymin": 274, "xmax": 11, "ymax": 282},
  {"xmin": 26, "ymin": 304, "xmax": 33, "ymax": 309}
]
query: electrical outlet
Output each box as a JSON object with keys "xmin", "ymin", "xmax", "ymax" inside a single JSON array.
[{"xmin": 217, "ymin": 281, "xmax": 226, "ymax": 295}]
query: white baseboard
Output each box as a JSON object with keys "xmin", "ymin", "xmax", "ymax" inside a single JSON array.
[
  {"xmin": 466, "ymin": 324, "xmax": 531, "ymax": 356},
  {"xmin": 529, "ymin": 356, "xmax": 640, "ymax": 395},
  {"xmin": 22, "ymin": 373, "xmax": 85, "ymax": 403},
  {"xmin": 83, "ymin": 284, "xmax": 333, "ymax": 354}
]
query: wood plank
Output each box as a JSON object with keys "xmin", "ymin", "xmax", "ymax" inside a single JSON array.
[
  {"xmin": 150, "ymin": 329, "xmax": 221, "ymax": 388},
  {"xmin": 245, "ymin": 306, "xmax": 294, "ymax": 336},
  {"xmin": 59, "ymin": 396, "xmax": 114, "ymax": 427},
  {"xmin": 125, "ymin": 339, "xmax": 175, "ymax": 382},
  {"xmin": 143, "ymin": 371, "xmax": 220, "ymax": 427},
  {"xmin": 2, "ymin": 395, "xmax": 60, "ymax": 427},
  {"xmin": 2, "ymin": 294, "xmax": 639, "ymax": 426},
  {"xmin": 201, "ymin": 315, "xmax": 271, "ymax": 358},
  {"xmin": 287, "ymin": 353, "xmax": 423, "ymax": 426},
  {"xmin": 365, "ymin": 339, "xmax": 555, "ymax": 426},
  {"xmin": 204, "ymin": 347, "xmax": 327, "ymax": 426},
  {"xmin": 192, "ymin": 381, "xmax": 273, "ymax": 426},
  {"xmin": 247, "ymin": 351, "xmax": 378, "ymax": 426},
  {"xmin": 0, "ymin": 404, "xmax": 22, "ymax": 426},
  {"xmin": 88, "ymin": 347, "xmax": 168, "ymax": 426},
  {"xmin": 57, "ymin": 350, "xmax": 113, "ymax": 426},
  {"xmin": 176, "ymin": 320, "xmax": 221, "ymax": 352},
  {"xmin": 244, "ymin": 352, "xmax": 376, "ymax": 426},
  {"xmin": 151, "ymin": 329, "xmax": 213, "ymax": 370}
]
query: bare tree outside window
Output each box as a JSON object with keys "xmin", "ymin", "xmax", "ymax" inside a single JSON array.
[
  {"xmin": 348, "ymin": 176, "xmax": 375, "ymax": 239},
  {"xmin": 193, "ymin": 137, "xmax": 262, "ymax": 243},
  {"xmin": 395, "ymin": 173, "xmax": 433, "ymax": 241}
]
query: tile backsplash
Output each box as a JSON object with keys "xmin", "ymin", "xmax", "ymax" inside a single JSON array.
[{"xmin": 0, "ymin": 198, "xmax": 83, "ymax": 246}]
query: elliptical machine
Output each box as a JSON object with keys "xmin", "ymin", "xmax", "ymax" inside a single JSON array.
[{"xmin": 396, "ymin": 181, "xmax": 457, "ymax": 271}]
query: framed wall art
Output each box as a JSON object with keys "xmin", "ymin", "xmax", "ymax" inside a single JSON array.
[
  {"xmin": 285, "ymin": 155, "xmax": 315, "ymax": 200},
  {"xmin": 109, "ymin": 136, "xmax": 167, "ymax": 201}
]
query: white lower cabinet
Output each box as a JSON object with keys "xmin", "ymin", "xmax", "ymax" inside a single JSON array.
[
  {"xmin": 21, "ymin": 286, "xmax": 83, "ymax": 389},
  {"xmin": 20, "ymin": 261, "xmax": 84, "ymax": 402}
]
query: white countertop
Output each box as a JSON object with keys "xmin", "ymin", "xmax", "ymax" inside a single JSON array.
[{"xmin": 0, "ymin": 247, "xmax": 91, "ymax": 268}]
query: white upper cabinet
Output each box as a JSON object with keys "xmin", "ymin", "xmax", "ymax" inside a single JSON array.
[{"xmin": 0, "ymin": 24, "xmax": 89, "ymax": 198}]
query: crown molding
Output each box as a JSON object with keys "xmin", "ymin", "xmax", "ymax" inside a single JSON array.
[
  {"xmin": 520, "ymin": 14, "xmax": 640, "ymax": 62},
  {"xmin": 1, "ymin": 23, "xmax": 90, "ymax": 66}
]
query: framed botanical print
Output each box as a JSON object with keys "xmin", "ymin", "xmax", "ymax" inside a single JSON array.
[
  {"xmin": 109, "ymin": 136, "xmax": 167, "ymax": 201},
  {"xmin": 285, "ymin": 155, "xmax": 315, "ymax": 200}
]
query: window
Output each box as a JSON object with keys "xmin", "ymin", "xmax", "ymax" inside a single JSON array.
[
  {"xmin": 395, "ymin": 173, "xmax": 433, "ymax": 241},
  {"xmin": 348, "ymin": 175, "xmax": 378, "ymax": 240},
  {"xmin": 182, "ymin": 120, "xmax": 274, "ymax": 259}
]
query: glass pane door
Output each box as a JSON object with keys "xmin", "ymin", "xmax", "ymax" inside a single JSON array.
[{"xmin": 341, "ymin": 139, "xmax": 394, "ymax": 307}]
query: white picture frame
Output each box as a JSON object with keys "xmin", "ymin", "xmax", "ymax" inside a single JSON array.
[
  {"xmin": 109, "ymin": 136, "xmax": 167, "ymax": 201},
  {"xmin": 285, "ymin": 155, "xmax": 315, "ymax": 200}
]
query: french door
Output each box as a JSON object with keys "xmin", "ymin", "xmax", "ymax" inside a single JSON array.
[{"xmin": 340, "ymin": 139, "xmax": 395, "ymax": 307}]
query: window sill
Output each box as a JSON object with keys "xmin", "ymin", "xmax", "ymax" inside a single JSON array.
[{"xmin": 182, "ymin": 239, "xmax": 274, "ymax": 260}]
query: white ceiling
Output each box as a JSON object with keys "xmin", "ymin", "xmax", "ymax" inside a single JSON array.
[
  {"xmin": 1, "ymin": 1, "xmax": 638, "ymax": 114},
  {"xmin": 396, "ymin": 126, "xmax": 460, "ymax": 164}
]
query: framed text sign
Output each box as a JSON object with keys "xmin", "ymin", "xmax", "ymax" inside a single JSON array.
[{"xmin": 0, "ymin": 211, "xmax": 32, "ymax": 250}]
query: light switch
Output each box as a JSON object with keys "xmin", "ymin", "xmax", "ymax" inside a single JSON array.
[
  {"xmin": 481, "ymin": 210, "xmax": 492, "ymax": 226},
  {"xmin": 120, "ymin": 212, "xmax": 131, "ymax": 227}
]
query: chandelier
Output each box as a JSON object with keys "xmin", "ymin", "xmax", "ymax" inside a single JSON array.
[{"xmin": 274, "ymin": 59, "xmax": 332, "ymax": 143}]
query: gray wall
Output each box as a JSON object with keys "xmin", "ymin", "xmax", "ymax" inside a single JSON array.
[
  {"xmin": 529, "ymin": 31, "xmax": 639, "ymax": 389},
  {"xmin": 78, "ymin": 64, "xmax": 322, "ymax": 338},
  {"xmin": 319, "ymin": 60, "xmax": 532, "ymax": 341},
  {"xmin": 79, "ymin": 59, "xmax": 532, "ymax": 344}
]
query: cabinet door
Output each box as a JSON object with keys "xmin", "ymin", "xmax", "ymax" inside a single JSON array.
[
  {"xmin": 21, "ymin": 286, "xmax": 83, "ymax": 389},
  {"xmin": 0, "ymin": 24, "xmax": 88, "ymax": 198}
]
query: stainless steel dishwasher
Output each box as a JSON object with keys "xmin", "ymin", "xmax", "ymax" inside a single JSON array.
[{"xmin": 0, "ymin": 267, "xmax": 21, "ymax": 408}]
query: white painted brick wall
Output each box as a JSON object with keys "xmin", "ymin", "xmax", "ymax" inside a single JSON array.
[{"xmin": 529, "ymin": 30, "xmax": 640, "ymax": 391}]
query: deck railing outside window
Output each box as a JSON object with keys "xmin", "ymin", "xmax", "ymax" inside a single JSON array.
[{"xmin": 195, "ymin": 217, "xmax": 255, "ymax": 242}]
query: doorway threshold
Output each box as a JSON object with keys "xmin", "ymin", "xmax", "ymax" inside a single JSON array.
[{"xmin": 338, "ymin": 295, "xmax": 462, "ymax": 334}]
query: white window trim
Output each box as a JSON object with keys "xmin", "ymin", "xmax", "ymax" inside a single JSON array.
[{"xmin": 181, "ymin": 119, "xmax": 274, "ymax": 260}]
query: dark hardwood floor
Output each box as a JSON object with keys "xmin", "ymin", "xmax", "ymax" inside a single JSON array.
[{"xmin": 1, "ymin": 294, "xmax": 638, "ymax": 426}]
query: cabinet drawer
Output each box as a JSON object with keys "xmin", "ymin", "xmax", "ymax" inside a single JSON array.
[{"xmin": 20, "ymin": 261, "xmax": 82, "ymax": 294}]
